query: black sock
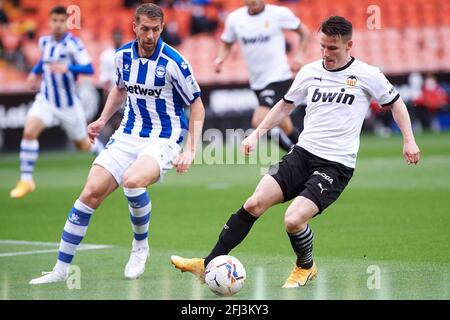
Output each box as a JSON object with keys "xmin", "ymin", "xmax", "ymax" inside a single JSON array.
[
  {"xmin": 204, "ymin": 206, "xmax": 258, "ymax": 267},
  {"xmin": 287, "ymin": 127, "xmax": 300, "ymax": 145},
  {"xmin": 287, "ymin": 224, "xmax": 314, "ymax": 269}
]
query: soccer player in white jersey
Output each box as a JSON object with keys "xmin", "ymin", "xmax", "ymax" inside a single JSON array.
[
  {"xmin": 9, "ymin": 6, "xmax": 103, "ymax": 199},
  {"xmin": 29, "ymin": 3, "xmax": 205, "ymax": 284},
  {"xmin": 214, "ymin": 0, "xmax": 310, "ymax": 151},
  {"xmin": 171, "ymin": 16, "xmax": 420, "ymax": 287}
]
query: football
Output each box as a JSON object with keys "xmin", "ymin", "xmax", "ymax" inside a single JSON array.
[{"xmin": 204, "ymin": 255, "xmax": 246, "ymax": 297}]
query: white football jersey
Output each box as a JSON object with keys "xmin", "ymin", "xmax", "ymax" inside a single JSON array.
[
  {"xmin": 284, "ymin": 57, "xmax": 400, "ymax": 168},
  {"xmin": 221, "ymin": 4, "xmax": 300, "ymax": 90}
]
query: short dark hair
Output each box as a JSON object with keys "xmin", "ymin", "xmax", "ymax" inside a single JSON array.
[
  {"xmin": 50, "ymin": 6, "xmax": 67, "ymax": 16},
  {"xmin": 135, "ymin": 3, "xmax": 164, "ymax": 24},
  {"xmin": 319, "ymin": 16, "xmax": 352, "ymax": 40}
]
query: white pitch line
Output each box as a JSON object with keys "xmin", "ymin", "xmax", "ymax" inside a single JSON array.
[
  {"xmin": 0, "ymin": 240, "xmax": 112, "ymax": 258},
  {"xmin": 253, "ymin": 267, "xmax": 265, "ymax": 299},
  {"xmin": 0, "ymin": 240, "xmax": 64, "ymax": 246}
]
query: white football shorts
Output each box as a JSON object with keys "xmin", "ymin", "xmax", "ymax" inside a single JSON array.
[
  {"xmin": 27, "ymin": 94, "xmax": 88, "ymax": 141},
  {"xmin": 93, "ymin": 131, "xmax": 182, "ymax": 185}
]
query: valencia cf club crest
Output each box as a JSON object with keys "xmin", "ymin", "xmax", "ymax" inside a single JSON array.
[{"xmin": 346, "ymin": 75, "xmax": 357, "ymax": 86}]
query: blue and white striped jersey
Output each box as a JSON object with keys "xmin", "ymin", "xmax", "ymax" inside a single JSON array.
[
  {"xmin": 115, "ymin": 38, "xmax": 201, "ymax": 143},
  {"xmin": 32, "ymin": 32, "xmax": 93, "ymax": 108}
]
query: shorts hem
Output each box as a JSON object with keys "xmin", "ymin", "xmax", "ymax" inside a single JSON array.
[{"xmin": 92, "ymin": 162, "xmax": 122, "ymax": 186}]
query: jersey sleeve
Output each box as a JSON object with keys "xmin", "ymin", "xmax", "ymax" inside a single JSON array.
[
  {"xmin": 276, "ymin": 6, "xmax": 301, "ymax": 30},
  {"xmin": 114, "ymin": 51, "xmax": 125, "ymax": 88},
  {"xmin": 221, "ymin": 14, "xmax": 237, "ymax": 44},
  {"xmin": 283, "ymin": 67, "xmax": 308, "ymax": 105},
  {"xmin": 169, "ymin": 58, "xmax": 201, "ymax": 105},
  {"xmin": 68, "ymin": 38, "xmax": 92, "ymax": 65},
  {"xmin": 366, "ymin": 68, "xmax": 400, "ymax": 107}
]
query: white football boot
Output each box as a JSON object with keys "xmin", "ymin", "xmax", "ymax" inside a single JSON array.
[
  {"xmin": 29, "ymin": 269, "xmax": 68, "ymax": 285},
  {"xmin": 124, "ymin": 245, "xmax": 150, "ymax": 280}
]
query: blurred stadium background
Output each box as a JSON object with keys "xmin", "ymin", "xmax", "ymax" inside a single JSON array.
[
  {"xmin": 1, "ymin": 0, "xmax": 450, "ymax": 149},
  {"xmin": 0, "ymin": 0, "xmax": 449, "ymax": 300}
]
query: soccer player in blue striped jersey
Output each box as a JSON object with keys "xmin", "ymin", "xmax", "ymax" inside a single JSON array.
[
  {"xmin": 29, "ymin": 3, "xmax": 205, "ymax": 284},
  {"xmin": 10, "ymin": 6, "xmax": 103, "ymax": 199}
]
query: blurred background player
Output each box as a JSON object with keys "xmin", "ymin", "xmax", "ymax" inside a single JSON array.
[
  {"xmin": 9, "ymin": 5, "xmax": 103, "ymax": 199},
  {"xmin": 29, "ymin": 3, "xmax": 205, "ymax": 284},
  {"xmin": 171, "ymin": 16, "xmax": 420, "ymax": 288},
  {"xmin": 214, "ymin": 0, "xmax": 310, "ymax": 152}
]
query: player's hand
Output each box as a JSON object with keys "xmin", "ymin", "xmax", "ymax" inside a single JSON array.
[
  {"xmin": 403, "ymin": 140, "xmax": 420, "ymax": 165},
  {"xmin": 214, "ymin": 57, "xmax": 223, "ymax": 73},
  {"xmin": 241, "ymin": 133, "xmax": 258, "ymax": 155},
  {"xmin": 290, "ymin": 56, "xmax": 304, "ymax": 73},
  {"xmin": 87, "ymin": 119, "xmax": 106, "ymax": 144},
  {"xmin": 26, "ymin": 73, "xmax": 39, "ymax": 91},
  {"xmin": 173, "ymin": 150, "xmax": 195, "ymax": 174},
  {"xmin": 49, "ymin": 62, "xmax": 68, "ymax": 74}
]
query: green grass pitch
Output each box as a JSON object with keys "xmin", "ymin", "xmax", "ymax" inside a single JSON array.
[{"xmin": 0, "ymin": 132, "xmax": 449, "ymax": 299}]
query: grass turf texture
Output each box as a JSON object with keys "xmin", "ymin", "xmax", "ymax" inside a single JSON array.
[{"xmin": 0, "ymin": 132, "xmax": 449, "ymax": 299}]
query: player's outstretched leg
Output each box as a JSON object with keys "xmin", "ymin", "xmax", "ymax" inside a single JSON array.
[
  {"xmin": 170, "ymin": 206, "xmax": 259, "ymax": 283},
  {"xmin": 29, "ymin": 199, "xmax": 95, "ymax": 284},
  {"xmin": 171, "ymin": 175, "xmax": 283, "ymax": 282},
  {"xmin": 29, "ymin": 165, "xmax": 117, "ymax": 285},
  {"xmin": 282, "ymin": 196, "xmax": 319, "ymax": 288},
  {"xmin": 123, "ymin": 187, "xmax": 151, "ymax": 280}
]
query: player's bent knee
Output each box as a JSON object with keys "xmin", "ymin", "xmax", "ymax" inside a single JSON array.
[
  {"xmin": 284, "ymin": 209, "xmax": 311, "ymax": 232},
  {"xmin": 243, "ymin": 195, "xmax": 266, "ymax": 217},
  {"xmin": 23, "ymin": 129, "xmax": 38, "ymax": 140},
  {"xmin": 122, "ymin": 175, "xmax": 147, "ymax": 189},
  {"xmin": 284, "ymin": 214, "xmax": 302, "ymax": 232},
  {"xmin": 79, "ymin": 185, "xmax": 106, "ymax": 209}
]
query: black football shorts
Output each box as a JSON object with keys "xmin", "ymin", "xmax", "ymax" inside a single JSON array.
[
  {"xmin": 268, "ymin": 145, "xmax": 354, "ymax": 214},
  {"xmin": 254, "ymin": 79, "xmax": 292, "ymax": 108}
]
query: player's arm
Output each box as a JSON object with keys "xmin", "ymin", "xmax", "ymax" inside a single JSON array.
[
  {"xmin": 50, "ymin": 39, "xmax": 94, "ymax": 74},
  {"xmin": 173, "ymin": 97, "xmax": 205, "ymax": 174},
  {"xmin": 49, "ymin": 61, "xmax": 94, "ymax": 74},
  {"xmin": 87, "ymin": 86, "xmax": 127, "ymax": 143},
  {"xmin": 27, "ymin": 59, "xmax": 43, "ymax": 90},
  {"xmin": 242, "ymin": 99, "xmax": 295, "ymax": 154},
  {"xmin": 214, "ymin": 41, "xmax": 233, "ymax": 73},
  {"xmin": 291, "ymin": 23, "xmax": 310, "ymax": 72},
  {"xmin": 389, "ymin": 97, "xmax": 420, "ymax": 165}
]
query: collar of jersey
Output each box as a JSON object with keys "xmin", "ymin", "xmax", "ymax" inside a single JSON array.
[
  {"xmin": 131, "ymin": 37, "xmax": 163, "ymax": 61},
  {"xmin": 322, "ymin": 56, "xmax": 355, "ymax": 72},
  {"xmin": 51, "ymin": 32, "xmax": 70, "ymax": 43}
]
